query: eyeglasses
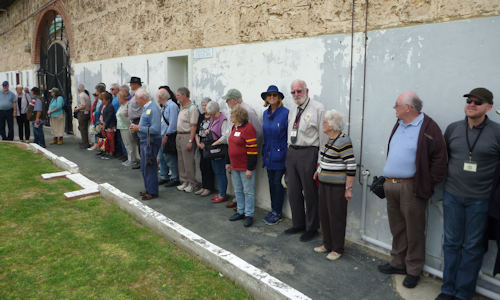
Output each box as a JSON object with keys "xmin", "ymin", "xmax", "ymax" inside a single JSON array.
[
  {"xmin": 466, "ymin": 98, "xmax": 484, "ymax": 105},
  {"xmin": 267, "ymin": 93, "xmax": 279, "ymax": 98},
  {"xmin": 291, "ymin": 90, "xmax": 303, "ymax": 95}
]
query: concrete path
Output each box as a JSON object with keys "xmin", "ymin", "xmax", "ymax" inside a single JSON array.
[{"xmin": 26, "ymin": 131, "xmax": 456, "ymax": 300}]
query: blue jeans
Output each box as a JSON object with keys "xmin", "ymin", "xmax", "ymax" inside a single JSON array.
[
  {"xmin": 159, "ymin": 146, "xmax": 179, "ymax": 181},
  {"xmin": 140, "ymin": 139, "xmax": 161, "ymax": 195},
  {"xmin": 267, "ymin": 169, "xmax": 286, "ymax": 215},
  {"xmin": 231, "ymin": 170, "xmax": 255, "ymax": 217},
  {"xmin": 211, "ymin": 159, "xmax": 227, "ymax": 197},
  {"xmin": 441, "ymin": 190, "xmax": 488, "ymax": 300},
  {"xmin": 32, "ymin": 122, "xmax": 45, "ymax": 147}
]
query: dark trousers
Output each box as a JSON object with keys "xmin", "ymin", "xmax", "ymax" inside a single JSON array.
[
  {"xmin": 199, "ymin": 149, "xmax": 215, "ymax": 190},
  {"xmin": 32, "ymin": 122, "xmax": 45, "ymax": 147},
  {"xmin": 267, "ymin": 169, "xmax": 286, "ymax": 215},
  {"xmin": 77, "ymin": 111, "xmax": 90, "ymax": 146},
  {"xmin": 140, "ymin": 139, "xmax": 161, "ymax": 196},
  {"xmin": 384, "ymin": 180, "xmax": 427, "ymax": 276},
  {"xmin": 286, "ymin": 146, "xmax": 319, "ymax": 232},
  {"xmin": 0, "ymin": 109, "xmax": 14, "ymax": 140},
  {"xmin": 16, "ymin": 113, "xmax": 30, "ymax": 141},
  {"xmin": 319, "ymin": 183, "xmax": 348, "ymax": 254}
]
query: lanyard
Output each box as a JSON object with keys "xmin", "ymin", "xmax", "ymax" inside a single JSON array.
[
  {"xmin": 465, "ymin": 119, "xmax": 486, "ymax": 160},
  {"xmin": 293, "ymin": 98, "xmax": 310, "ymax": 129}
]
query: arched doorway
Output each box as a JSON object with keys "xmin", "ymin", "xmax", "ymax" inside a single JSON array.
[{"xmin": 36, "ymin": 11, "xmax": 72, "ymax": 134}]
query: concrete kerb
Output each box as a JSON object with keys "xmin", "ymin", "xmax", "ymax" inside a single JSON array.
[
  {"xmin": 23, "ymin": 142, "xmax": 310, "ymax": 300},
  {"xmin": 99, "ymin": 183, "xmax": 310, "ymax": 300}
]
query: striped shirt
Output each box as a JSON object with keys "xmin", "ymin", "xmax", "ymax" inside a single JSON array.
[{"xmin": 318, "ymin": 134, "xmax": 356, "ymax": 185}]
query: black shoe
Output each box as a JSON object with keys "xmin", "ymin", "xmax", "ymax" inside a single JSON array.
[
  {"xmin": 96, "ymin": 151, "xmax": 104, "ymax": 156},
  {"xmin": 80, "ymin": 143, "xmax": 90, "ymax": 149},
  {"xmin": 120, "ymin": 156, "xmax": 128, "ymax": 162},
  {"xmin": 300, "ymin": 230, "xmax": 318, "ymax": 242},
  {"xmin": 403, "ymin": 274, "xmax": 420, "ymax": 288},
  {"xmin": 132, "ymin": 163, "xmax": 140, "ymax": 169},
  {"xmin": 229, "ymin": 213, "xmax": 245, "ymax": 221},
  {"xmin": 284, "ymin": 227, "xmax": 305, "ymax": 235},
  {"xmin": 243, "ymin": 216, "xmax": 253, "ymax": 227},
  {"xmin": 165, "ymin": 180, "xmax": 181, "ymax": 187},
  {"xmin": 435, "ymin": 293, "xmax": 455, "ymax": 300},
  {"xmin": 159, "ymin": 179, "xmax": 169, "ymax": 185},
  {"xmin": 377, "ymin": 263, "xmax": 406, "ymax": 275}
]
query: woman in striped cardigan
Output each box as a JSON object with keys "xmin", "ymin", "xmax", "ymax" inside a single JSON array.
[{"xmin": 313, "ymin": 109, "xmax": 356, "ymax": 261}]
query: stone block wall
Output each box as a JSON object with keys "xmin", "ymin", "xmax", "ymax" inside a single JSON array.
[{"xmin": 0, "ymin": 0, "xmax": 499, "ymax": 72}]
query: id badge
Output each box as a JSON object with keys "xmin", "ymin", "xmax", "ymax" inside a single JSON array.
[
  {"xmin": 234, "ymin": 131, "xmax": 241, "ymax": 137},
  {"xmin": 463, "ymin": 161, "xmax": 477, "ymax": 172},
  {"xmin": 317, "ymin": 166, "xmax": 322, "ymax": 173},
  {"xmin": 290, "ymin": 129, "xmax": 297, "ymax": 137}
]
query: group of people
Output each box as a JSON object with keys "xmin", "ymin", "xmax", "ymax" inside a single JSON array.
[{"xmin": 2, "ymin": 73, "xmax": 498, "ymax": 300}]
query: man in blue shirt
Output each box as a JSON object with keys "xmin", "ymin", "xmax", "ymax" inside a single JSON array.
[
  {"xmin": 157, "ymin": 87, "xmax": 180, "ymax": 187},
  {"xmin": 129, "ymin": 88, "xmax": 162, "ymax": 201},
  {"xmin": 0, "ymin": 81, "xmax": 17, "ymax": 140},
  {"xmin": 379, "ymin": 92, "xmax": 447, "ymax": 289}
]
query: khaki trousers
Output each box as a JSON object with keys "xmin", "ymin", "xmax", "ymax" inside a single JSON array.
[
  {"xmin": 176, "ymin": 133, "xmax": 196, "ymax": 185},
  {"xmin": 50, "ymin": 114, "xmax": 65, "ymax": 137},
  {"xmin": 384, "ymin": 180, "xmax": 427, "ymax": 276}
]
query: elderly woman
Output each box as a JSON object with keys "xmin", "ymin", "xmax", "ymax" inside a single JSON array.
[
  {"xmin": 98, "ymin": 92, "xmax": 116, "ymax": 159},
  {"xmin": 117, "ymin": 91, "xmax": 135, "ymax": 166},
  {"xmin": 313, "ymin": 109, "xmax": 356, "ymax": 261},
  {"xmin": 74, "ymin": 84, "xmax": 91, "ymax": 148},
  {"xmin": 205, "ymin": 101, "xmax": 229, "ymax": 202},
  {"xmin": 47, "ymin": 87, "xmax": 66, "ymax": 145},
  {"xmin": 226, "ymin": 104, "xmax": 258, "ymax": 227},
  {"xmin": 194, "ymin": 98, "xmax": 215, "ymax": 196},
  {"xmin": 88, "ymin": 92, "xmax": 101, "ymax": 150},
  {"xmin": 261, "ymin": 85, "xmax": 289, "ymax": 225},
  {"xmin": 15, "ymin": 85, "xmax": 31, "ymax": 142}
]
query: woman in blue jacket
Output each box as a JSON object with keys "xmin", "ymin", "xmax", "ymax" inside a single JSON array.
[{"xmin": 261, "ymin": 85, "xmax": 289, "ymax": 225}]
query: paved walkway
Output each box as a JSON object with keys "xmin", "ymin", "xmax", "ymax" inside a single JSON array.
[{"xmin": 31, "ymin": 130, "xmax": 455, "ymax": 299}]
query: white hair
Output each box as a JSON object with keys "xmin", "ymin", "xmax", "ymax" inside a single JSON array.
[
  {"xmin": 135, "ymin": 88, "xmax": 150, "ymax": 101},
  {"xmin": 157, "ymin": 89, "xmax": 169, "ymax": 100},
  {"xmin": 206, "ymin": 101, "xmax": 220, "ymax": 114},
  {"xmin": 119, "ymin": 85, "xmax": 130, "ymax": 92},
  {"xmin": 291, "ymin": 79, "xmax": 307, "ymax": 90},
  {"xmin": 324, "ymin": 109, "xmax": 345, "ymax": 132}
]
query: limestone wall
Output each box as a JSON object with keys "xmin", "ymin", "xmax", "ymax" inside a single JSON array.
[{"xmin": 1, "ymin": 0, "xmax": 499, "ymax": 72}]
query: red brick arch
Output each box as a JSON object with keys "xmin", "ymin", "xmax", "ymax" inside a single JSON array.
[{"xmin": 32, "ymin": 0, "xmax": 73, "ymax": 64}]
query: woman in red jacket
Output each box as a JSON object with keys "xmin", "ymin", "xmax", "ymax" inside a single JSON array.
[{"xmin": 226, "ymin": 104, "xmax": 258, "ymax": 228}]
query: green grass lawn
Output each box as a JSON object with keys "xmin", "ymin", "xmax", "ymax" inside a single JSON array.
[{"xmin": 0, "ymin": 143, "xmax": 251, "ymax": 299}]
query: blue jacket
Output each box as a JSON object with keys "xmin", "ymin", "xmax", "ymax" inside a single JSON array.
[{"xmin": 262, "ymin": 105, "xmax": 289, "ymax": 170}]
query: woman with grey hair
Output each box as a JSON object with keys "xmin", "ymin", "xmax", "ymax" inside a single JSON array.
[
  {"xmin": 204, "ymin": 100, "xmax": 229, "ymax": 203},
  {"xmin": 194, "ymin": 98, "xmax": 216, "ymax": 196},
  {"xmin": 313, "ymin": 109, "xmax": 356, "ymax": 261}
]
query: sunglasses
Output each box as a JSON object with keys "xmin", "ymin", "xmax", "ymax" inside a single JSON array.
[
  {"xmin": 466, "ymin": 98, "xmax": 484, "ymax": 105},
  {"xmin": 267, "ymin": 93, "xmax": 279, "ymax": 98},
  {"xmin": 290, "ymin": 89, "xmax": 303, "ymax": 95}
]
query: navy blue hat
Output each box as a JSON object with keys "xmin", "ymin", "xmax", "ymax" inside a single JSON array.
[
  {"xmin": 261, "ymin": 85, "xmax": 284, "ymax": 100},
  {"xmin": 2, "ymin": 81, "xmax": 8, "ymax": 86}
]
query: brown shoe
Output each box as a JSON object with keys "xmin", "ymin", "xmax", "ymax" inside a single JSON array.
[
  {"xmin": 49, "ymin": 137, "xmax": 58, "ymax": 145},
  {"xmin": 226, "ymin": 201, "xmax": 237, "ymax": 208},
  {"xmin": 57, "ymin": 137, "xmax": 63, "ymax": 145},
  {"xmin": 200, "ymin": 189, "xmax": 211, "ymax": 196}
]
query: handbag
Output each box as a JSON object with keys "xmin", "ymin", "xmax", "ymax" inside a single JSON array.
[
  {"xmin": 161, "ymin": 109, "xmax": 177, "ymax": 154},
  {"xmin": 370, "ymin": 176, "xmax": 386, "ymax": 199},
  {"xmin": 203, "ymin": 130, "xmax": 227, "ymax": 160}
]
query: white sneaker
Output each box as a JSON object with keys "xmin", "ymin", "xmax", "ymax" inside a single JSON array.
[
  {"xmin": 122, "ymin": 160, "xmax": 133, "ymax": 166},
  {"xmin": 184, "ymin": 184, "xmax": 194, "ymax": 193},
  {"xmin": 177, "ymin": 182, "xmax": 187, "ymax": 191}
]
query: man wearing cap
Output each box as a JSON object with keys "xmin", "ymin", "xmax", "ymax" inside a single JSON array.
[
  {"xmin": 378, "ymin": 92, "xmax": 447, "ymax": 289},
  {"xmin": 129, "ymin": 88, "xmax": 162, "ymax": 200},
  {"xmin": 436, "ymin": 88, "xmax": 500, "ymax": 300},
  {"xmin": 284, "ymin": 79, "xmax": 325, "ymax": 242},
  {"xmin": 220, "ymin": 88, "xmax": 262, "ymax": 207},
  {"xmin": 0, "ymin": 81, "xmax": 17, "ymax": 140},
  {"xmin": 128, "ymin": 76, "xmax": 144, "ymax": 169}
]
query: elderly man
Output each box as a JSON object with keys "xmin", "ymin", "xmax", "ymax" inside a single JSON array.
[
  {"xmin": 379, "ymin": 92, "xmax": 447, "ymax": 289},
  {"xmin": 175, "ymin": 87, "xmax": 199, "ymax": 193},
  {"xmin": 129, "ymin": 88, "xmax": 162, "ymax": 201},
  {"xmin": 220, "ymin": 88, "xmax": 262, "ymax": 207},
  {"xmin": 157, "ymin": 87, "xmax": 180, "ymax": 187},
  {"xmin": 128, "ymin": 77, "xmax": 144, "ymax": 169},
  {"xmin": 0, "ymin": 81, "xmax": 17, "ymax": 140},
  {"xmin": 110, "ymin": 83, "xmax": 120, "ymax": 112},
  {"xmin": 284, "ymin": 79, "xmax": 325, "ymax": 242},
  {"xmin": 436, "ymin": 88, "xmax": 500, "ymax": 300},
  {"xmin": 74, "ymin": 84, "xmax": 91, "ymax": 148}
]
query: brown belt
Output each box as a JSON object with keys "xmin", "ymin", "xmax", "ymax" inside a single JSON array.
[
  {"xmin": 177, "ymin": 132, "xmax": 190, "ymax": 134},
  {"xmin": 385, "ymin": 177, "xmax": 414, "ymax": 183}
]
